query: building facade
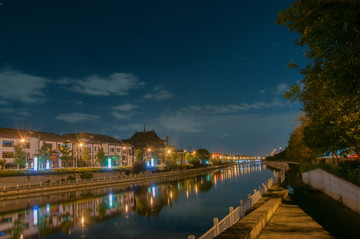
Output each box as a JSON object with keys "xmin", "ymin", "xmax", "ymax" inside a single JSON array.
[{"xmin": 0, "ymin": 128, "xmax": 134, "ymax": 169}]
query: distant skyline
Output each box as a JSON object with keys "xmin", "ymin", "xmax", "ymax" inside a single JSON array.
[{"xmin": 0, "ymin": 0, "xmax": 306, "ymax": 155}]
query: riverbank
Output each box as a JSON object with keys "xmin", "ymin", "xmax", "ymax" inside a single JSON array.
[
  {"xmin": 283, "ymin": 163, "xmax": 360, "ymax": 239},
  {"xmin": 0, "ymin": 165, "xmax": 230, "ymax": 199}
]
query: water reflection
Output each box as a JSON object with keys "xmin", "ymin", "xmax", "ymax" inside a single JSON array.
[{"xmin": 0, "ymin": 163, "xmax": 267, "ymax": 239}]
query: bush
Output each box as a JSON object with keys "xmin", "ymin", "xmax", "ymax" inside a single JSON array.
[
  {"xmin": 80, "ymin": 171, "xmax": 93, "ymax": 180},
  {"xmin": 125, "ymin": 170, "xmax": 131, "ymax": 176},
  {"xmin": 67, "ymin": 175, "xmax": 76, "ymax": 181},
  {"xmin": 132, "ymin": 160, "xmax": 146, "ymax": 174}
]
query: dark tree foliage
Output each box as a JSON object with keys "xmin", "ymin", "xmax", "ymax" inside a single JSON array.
[{"xmin": 278, "ymin": 0, "xmax": 360, "ymax": 156}]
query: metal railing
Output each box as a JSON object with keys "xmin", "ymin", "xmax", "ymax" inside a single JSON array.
[{"xmin": 188, "ymin": 167, "xmax": 286, "ymax": 239}]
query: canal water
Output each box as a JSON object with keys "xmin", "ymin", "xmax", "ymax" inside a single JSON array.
[{"xmin": 0, "ymin": 163, "xmax": 274, "ymax": 239}]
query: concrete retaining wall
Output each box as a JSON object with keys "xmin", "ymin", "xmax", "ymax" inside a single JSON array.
[
  {"xmin": 302, "ymin": 168, "xmax": 360, "ymax": 214},
  {"xmin": 0, "ymin": 171, "xmax": 122, "ymax": 186}
]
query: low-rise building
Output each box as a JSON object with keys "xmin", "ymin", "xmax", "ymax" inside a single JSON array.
[
  {"xmin": 63, "ymin": 133, "xmax": 134, "ymax": 167},
  {"xmin": 0, "ymin": 127, "xmax": 134, "ymax": 169}
]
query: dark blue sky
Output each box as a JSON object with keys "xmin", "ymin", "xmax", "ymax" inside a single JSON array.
[{"xmin": 0, "ymin": 0, "xmax": 305, "ymax": 155}]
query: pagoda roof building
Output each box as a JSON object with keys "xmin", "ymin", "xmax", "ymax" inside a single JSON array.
[{"xmin": 122, "ymin": 130, "xmax": 167, "ymax": 149}]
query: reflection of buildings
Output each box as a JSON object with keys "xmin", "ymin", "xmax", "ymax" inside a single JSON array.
[
  {"xmin": 0, "ymin": 191, "xmax": 134, "ymax": 239},
  {"xmin": 212, "ymin": 153, "xmax": 264, "ymax": 161}
]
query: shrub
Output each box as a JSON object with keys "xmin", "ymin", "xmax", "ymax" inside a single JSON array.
[
  {"xmin": 67, "ymin": 175, "xmax": 76, "ymax": 181},
  {"xmin": 132, "ymin": 160, "xmax": 146, "ymax": 174},
  {"xmin": 80, "ymin": 171, "xmax": 93, "ymax": 180}
]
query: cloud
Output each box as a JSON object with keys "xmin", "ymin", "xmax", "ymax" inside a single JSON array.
[
  {"xmin": 60, "ymin": 73, "xmax": 145, "ymax": 96},
  {"xmin": 113, "ymin": 103, "xmax": 138, "ymax": 111},
  {"xmin": 0, "ymin": 100, "xmax": 8, "ymax": 105},
  {"xmin": 158, "ymin": 112, "xmax": 202, "ymax": 133},
  {"xmin": 112, "ymin": 103, "xmax": 138, "ymax": 120},
  {"xmin": 275, "ymin": 83, "xmax": 288, "ymax": 95},
  {"xmin": 116, "ymin": 123, "xmax": 144, "ymax": 131},
  {"xmin": 260, "ymin": 89, "xmax": 265, "ymax": 94},
  {"xmin": 144, "ymin": 85, "xmax": 173, "ymax": 100},
  {"xmin": 181, "ymin": 98, "xmax": 285, "ymax": 115},
  {"xmin": 0, "ymin": 107, "xmax": 31, "ymax": 116},
  {"xmin": 0, "ymin": 70, "xmax": 48, "ymax": 103},
  {"xmin": 56, "ymin": 113, "xmax": 101, "ymax": 123}
]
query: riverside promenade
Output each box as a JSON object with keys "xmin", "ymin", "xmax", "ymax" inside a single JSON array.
[
  {"xmin": 214, "ymin": 161, "xmax": 360, "ymax": 239},
  {"xmin": 215, "ymin": 161, "xmax": 331, "ymax": 239}
]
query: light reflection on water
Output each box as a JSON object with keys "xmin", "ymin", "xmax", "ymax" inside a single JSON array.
[{"xmin": 0, "ymin": 163, "xmax": 273, "ymax": 239}]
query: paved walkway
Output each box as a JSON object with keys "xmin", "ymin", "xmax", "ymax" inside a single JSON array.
[{"xmin": 259, "ymin": 196, "xmax": 332, "ymax": 239}]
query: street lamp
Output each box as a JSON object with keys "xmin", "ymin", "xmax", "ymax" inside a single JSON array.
[{"xmin": 77, "ymin": 143, "xmax": 83, "ymax": 168}]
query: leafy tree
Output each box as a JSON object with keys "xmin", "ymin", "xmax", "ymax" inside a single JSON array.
[
  {"xmin": 286, "ymin": 117, "xmax": 314, "ymax": 164},
  {"xmin": 185, "ymin": 152, "xmax": 192, "ymax": 163},
  {"xmin": 277, "ymin": 0, "xmax": 360, "ymax": 156},
  {"xmin": 0, "ymin": 159, "xmax": 6, "ymax": 169},
  {"xmin": 38, "ymin": 142, "xmax": 51, "ymax": 167},
  {"xmin": 13, "ymin": 144, "xmax": 26, "ymax": 170},
  {"xmin": 96, "ymin": 148, "xmax": 106, "ymax": 166},
  {"xmin": 82, "ymin": 147, "xmax": 91, "ymax": 167},
  {"xmin": 196, "ymin": 148, "xmax": 210, "ymax": 162},
  {"xmin": 135, "ymin": 149, "xmax": 144, "ymax": 162},
  {"xmin": 60, "ymin": 142, "xmax": 72, "ymax": 168},
  {"xmin": 113, "ymin": 153, "xmax": 120, "ymax": 166}
]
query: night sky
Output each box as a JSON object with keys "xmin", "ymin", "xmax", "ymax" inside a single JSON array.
[{"xmin": 0, "ymin": 0, "xmax": 306, "ymax": 155}]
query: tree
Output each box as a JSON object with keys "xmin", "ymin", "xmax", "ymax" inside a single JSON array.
[
  {"xmin": 38, "ymin": 143, "xmax": 51, "ymax": 168},
  {"xmin": 96, "ymin": 148, "xmax": 106, "ymax": 166},
  {"xmin": 113, "ymin": 153, "xmax": 120, "ymax": 166},
  {"xmin": 286, "ymin": 117, "xmax": 314, "ymax": 164},
  {"xmin": 60, "ymin": 142, "xmax": 72, "ymax": 168},
  {"xmin": 135, "ymin": 149, "xmax": 144, "ymax": 162},
  {"xmin": 277, "ymin": 0, "xmax": 360, "ymax": 156},
  {"xmin": 82, "ymin": 147, "xmax": 91, "ymax": 167},
  {"xmin": 13, "ymin": 144, "xmax": 26, "ymax": 170},
  {"xmin": 196, "ymin": 148, "xmax": 210, "ymax": 163}
]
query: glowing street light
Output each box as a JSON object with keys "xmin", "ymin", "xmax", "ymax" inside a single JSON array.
[{"xmin": 20, "ymin": 139, "xmax": 25, "ymax": 143}]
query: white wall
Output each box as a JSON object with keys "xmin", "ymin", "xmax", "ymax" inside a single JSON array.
[{"xmin": 302, "ymin": 168, "xmax": 360, "ymax": 214}]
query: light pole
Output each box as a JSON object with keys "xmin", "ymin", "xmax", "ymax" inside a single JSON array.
[{"xmin": 78, "ymin": 143, "xmax": 83, "ymax": 168}]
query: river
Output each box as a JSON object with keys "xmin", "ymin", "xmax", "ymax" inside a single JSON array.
[{"xmin": 0, "ymin": 163, "xmax": 274, "ymax": 239}]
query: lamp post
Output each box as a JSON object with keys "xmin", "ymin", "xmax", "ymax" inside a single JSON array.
[{"xmin": 78, "ymin": 143, "xmax": 83, "ymax": 168}]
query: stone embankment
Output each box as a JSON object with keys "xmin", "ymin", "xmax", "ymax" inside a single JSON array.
[
  {"xmin": 215, "ymin": 185, "xmax": 288, "ymax": 239},
  {"xmin": 0, "ymin": 165, "xmax": 227, "ymax": 199}
]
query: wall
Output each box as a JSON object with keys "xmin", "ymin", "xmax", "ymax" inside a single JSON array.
[{"xmin": 302, "ymin": 168, "xmax": 360, "ymax": 214}]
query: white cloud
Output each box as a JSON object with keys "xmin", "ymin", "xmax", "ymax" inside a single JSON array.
[
  {"xmin": 113, "ymin": 103, "xmax": 138, "ymax": 111},
  {"xmin": 0, "ymin": 107, "xmax": 31, "ymax": 116},
  {"xmin": 0, "ymin": 70, "xmax": 48, "ymax": 103},
  {"xmin": 56, "ymin": 113, "xmax": 101, "ymax": 123},
  {"xmin": 181, "ymin": 98, "xmax": 285, "ymax": 115},
  {"xmin": 158, "ymin": 112, "xmax": 202, "ymax": 133},
  {"xmin": 0, "ymin": 100, "xmax": 8, "ymax": 105},
  {"xmin": 116, "ymin": 123, "xmax": 144, "ymax": 131},
  {"xmin": 260, "ymin": 89, "xmax": 265, "ymax": 94},
  {"xmin": 275, "ymin": 83, "xmax": 288, "ymax": 95},
  {"xmin": 112, "ymin": 103, "xmax": 138, "ymax": 120},
  {"xmin": 144, "ymin": 85, "xmax": 173, "ymax": 100},
  {"xmin": 60, "ymin": 73, "xmax": 145, "ymax": 96}
]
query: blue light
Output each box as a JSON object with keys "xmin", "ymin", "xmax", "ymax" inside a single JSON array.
[
  {"xmin": 147, "ymin": 161, "xmax": 150, "ymax": 167},
  {"xmin": 109, "ymin": 193, "xmax": 113, "ymax": 208},
  {"xmin": 33, "ymin": 206, "xmax": 38, "ymax": 225},
  {"xmin": 108, "ymin": 158, "xmax": 112, "ymax": 169},
  {"xmin": 152, "ymin": 185, "xmax": 156, "ymax": 198},
  {"xmin": 151, "ymin": 158, "xmax": 154, "ymax": 167},
  {"xmin": 33, "ymin": 157, "xmax": 38, "ymax": 171},
  {"xmin": 46, "ymin": 160, "xmax": 50, "ymax": 170},
  {"xmin": 46, "ymin": 204, "xmax": 50, "ymax": 214}
]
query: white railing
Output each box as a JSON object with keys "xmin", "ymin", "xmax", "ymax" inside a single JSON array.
[{"xmin": 188, "ymin": 167, "xmax": 286, "ymax": 239}]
